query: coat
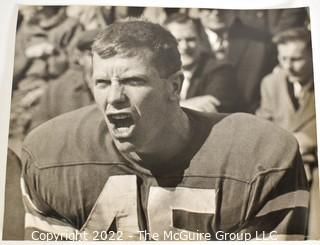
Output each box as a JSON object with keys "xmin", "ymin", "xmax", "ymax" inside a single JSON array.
[
  {"xmin": 227, "ymin": 20, "xmax": 277, "ymax": 113},
  {"xmin": 185, "ymin": 54, "xmax": 243, "ymax": 113},
  {"xmin": 256, "ymin": 68, "xmax": 316, "ymax": 155}
]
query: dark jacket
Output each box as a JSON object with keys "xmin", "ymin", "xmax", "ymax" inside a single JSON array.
[
  {"xmin": 186, "ymin": 54, "xmax": 243, "ymax": 113},
  {"xmin": 227, "ymin": 20, "xmax": 276, "ymax": 112}
]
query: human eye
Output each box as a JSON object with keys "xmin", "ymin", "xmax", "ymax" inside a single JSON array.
[
  {"xmin": 122, "ymin": 77, "xmax": 146, "ymax": 86},
  {"xmin": 292, "ymin": 57, "xmax": 303, "ymax": 62},
  {"xmin": 95, "ymin": 79, "xmax": 111, "ymax": 88},
  {"xmin": 186, "ymin": 37, "xmax": 197, "ymax": 42}
]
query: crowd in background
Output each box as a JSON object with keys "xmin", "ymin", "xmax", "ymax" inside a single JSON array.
[
  {"xmin": 4, "ymin": 5, "xmax": 319, "ymax": 240},
  {"xmin": 9, "ymin": 6, "xmax": 311, "ymax": 152}
]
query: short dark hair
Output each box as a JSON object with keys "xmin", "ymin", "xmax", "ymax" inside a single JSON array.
[
  {"xmin": 272, "ymin": 27, "xmax": 312, "ymax": 50},
  {"xmin": 92, "ymin": 18, "xmax": 181, "ymax": 78}
]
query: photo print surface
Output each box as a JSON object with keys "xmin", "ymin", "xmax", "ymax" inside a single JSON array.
[{"xmin": 2, "ymin": 5, "xmax": 319, "ymax": 241}]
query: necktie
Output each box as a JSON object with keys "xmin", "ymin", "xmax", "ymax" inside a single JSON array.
[
  {"xmin": 287, "ymin": 81, "xmax": 300, "ymax": 111},
  {"xmin": 180, "ymin": 71, "xmax": 192, "ymax": 100}
]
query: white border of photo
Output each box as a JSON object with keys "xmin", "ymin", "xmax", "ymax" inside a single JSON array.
[{"xmin": 0, "ymin": 0, "xmax": 319, "ymax": 244}]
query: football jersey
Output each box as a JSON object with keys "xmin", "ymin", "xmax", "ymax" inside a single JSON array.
[{"xmin": 21, "ymin": 105, "xmax": 309, "ymax": 241}]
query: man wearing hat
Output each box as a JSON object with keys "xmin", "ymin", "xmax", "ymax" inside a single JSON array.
[{"xmin": 30, "ymin": 29, "xmax": 99, "ymax": 128}]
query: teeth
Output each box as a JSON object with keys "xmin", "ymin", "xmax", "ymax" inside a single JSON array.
[
  {"xmin": 117, "ymin": 127, "xmax": 129, "ymax": 133},
  {"xmin": 111, "ymin": 114, "xmax": 130, "ymax": 119}
]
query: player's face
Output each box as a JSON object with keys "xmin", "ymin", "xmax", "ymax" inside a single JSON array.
[
  {"xmin": 167, "ymin": 21, "xmax": 201, "ymax": 70},
  {"xmin": 92, "ymin": 51, "xmax": 173, "ymax": 153},
  {"xmin": 199, "ymin": 9, "xmax": 236, "ymax": 31},
  {"xmin": 278, "ymin": 40, "xmax": 312, "ymax": 82}
]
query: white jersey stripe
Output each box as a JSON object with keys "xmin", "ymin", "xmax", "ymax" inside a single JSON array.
[{"xmin": 256, "ymin": 190, "xmax": 309, "ymax": 217}]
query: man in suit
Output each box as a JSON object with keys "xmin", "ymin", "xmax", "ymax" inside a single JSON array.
[
  {"xmin": 256, "ymin": 27, "xmax": 315, "ymax": 167},
  {"xmin": 165, "ymin": 13, "xmax": 242, "ymax": 113},
  {"xmin": 199, "ymin": 9, "xmax": 275, "ymax": 112},
  {"xmin": 256, "ymin": 27, "xmax": 319, "ymax": 239}
]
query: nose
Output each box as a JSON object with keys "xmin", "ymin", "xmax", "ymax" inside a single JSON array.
[
  {"xmin": 282, "ymin": 59, "xmax": 294, "ymax": 72},
  {"xmin": 107, "ymin": 82, "xmax": 126, "ymax": 106},
  {"xmin": 179, "ymin": 39, "xmax": 188, "ymax": 52}
]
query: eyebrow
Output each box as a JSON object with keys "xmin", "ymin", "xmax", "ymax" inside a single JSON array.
[{"xmin": 93, "ymin": 72, "xmax": 149, "ymax": 81}]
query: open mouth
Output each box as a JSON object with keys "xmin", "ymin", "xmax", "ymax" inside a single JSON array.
[{"xmin": 107, "ymin": 113, "xmax": 135, "ymax": 138}]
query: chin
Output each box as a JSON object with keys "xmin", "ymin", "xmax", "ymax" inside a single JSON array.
[
  {"xmin": 113, "ymin": 139, "xmax": 137, "ymax": 153},
  {"xmin": 182, "ymin": 60, "xmax": 196, "ymax": 70}
]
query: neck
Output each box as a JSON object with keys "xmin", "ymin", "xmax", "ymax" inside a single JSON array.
[
  {"xmin": 132, "ymin": 107, "xmax": 191, "ymax": 164},
  {"xmin": 288, "ymin": 74, "xmax": 312, "ymax": 87},
  {"xmin": 182, "ymin": 62, "xmax": 197, "ymax": 73}
]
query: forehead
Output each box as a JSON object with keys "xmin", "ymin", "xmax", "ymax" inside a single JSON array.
[
  {"xmin": 167, "ymin": 21, "xmax": 198, "ymax": 38},
  {"xmin": 92, "ymin": 51, "xmax": 158, "ymax": 78},
  {"xmin": 278, "ymin": 40, "xmax": 309, "ymax": 56}
]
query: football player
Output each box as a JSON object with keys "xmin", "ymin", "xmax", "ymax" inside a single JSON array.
[{"xmin": 21, "ymin": 19, "xmax": 308, "ymax": 241}]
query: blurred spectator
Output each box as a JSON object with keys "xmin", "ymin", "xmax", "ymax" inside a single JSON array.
[
  {"xmin": 66, "ymin": 6, "xmax": 111, "ymax": 30},
  {"xmin": 256, "ymin": 27, "xmax": 319, "ymax": 239},
  {"xmin": 142, "ymin": 7, "xmax": 168, "ymax": 24},
  {"xmin": 112, "ymin": 6, "xmax": 145, "ymax": 20},
  {"xmin": 31, "ymin": 29, "xmax": 97, "ymax": 129},
  {"xmin": 256, "ymin": 30, "xmax": 315, "ymax": 163},
  {"xmin": 10, "ymin": 6, "xmax": 82, "ymax": 153},
  {"xmin": 14, "ymin": 6, "xmax": 81, "ymax": 85},
  {"xmin": 165, "ymin": 13, "xmax": 242, "ymax": 113},
  {"xmin": 199, "ymin": 9, "xmax": 276, "ymax": 112}
]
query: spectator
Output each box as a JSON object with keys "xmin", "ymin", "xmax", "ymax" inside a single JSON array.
[
  {"xmin": 199, "ymin": 9, "xmax": 275, "ymax": 112},
  {"xmin": 14, "ymin": 6, "xmax": 81, "ymax": 85},
  {"xmin": 9, "ymin": 6, "xmax": 82, "ymax": 153},
  {"xmin": 256, "ymin": 27, "xmax": 319, "ymax": 239},
  {"xmin": 66, "ymin": 6, "xmax": 111, "ymax": 30},
  {"xmin": 165, "ymin": 13, "xmax": 242, "ymax": 113},
  {"xmin": 31, "ymin": 29, "xmax": 98, "ymax": 129}
]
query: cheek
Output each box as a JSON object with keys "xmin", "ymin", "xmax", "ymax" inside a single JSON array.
[
  {"xmin": 188, "ymin": 42, "xmax": 197, "ymax": 50},
  {"xmin": 131, "ymin": 87, "xmax": 168, "ymax": 115},
  {"xmin": 134, "ymin": 89, "xmax": 158, "ymax": 107},
  {"xmin": 293, "ymin": 61, "xmax": 307, "ymax": 72},
  {"xmin": 279, "ymin": 58, "xmax": 289, "ymax": 69},
  {"xmin": 93, "ymin": 88, "xmax": 107, "ymax": 108}
]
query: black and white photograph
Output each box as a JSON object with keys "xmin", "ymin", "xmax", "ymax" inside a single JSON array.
[{"xmin": 0, "ymin": 2, "xmax": 319, "ymax": 242}]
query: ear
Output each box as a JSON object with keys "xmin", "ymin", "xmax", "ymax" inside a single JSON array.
[{"xmin": 168, "ymin": 70, "xmax": 184, "ymax": 101}]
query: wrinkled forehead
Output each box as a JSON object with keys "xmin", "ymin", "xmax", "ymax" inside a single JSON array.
[
  {"xmin": 92, "ymin": 50, "xmax": 160, "ymax": 78},
  {"xmin": 93, "ymin": 46, "xmax": 155, "ymax": 63},
  {"xmin": 92, "ymin": 47, "xmax": 172, "ymax": 78}
]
